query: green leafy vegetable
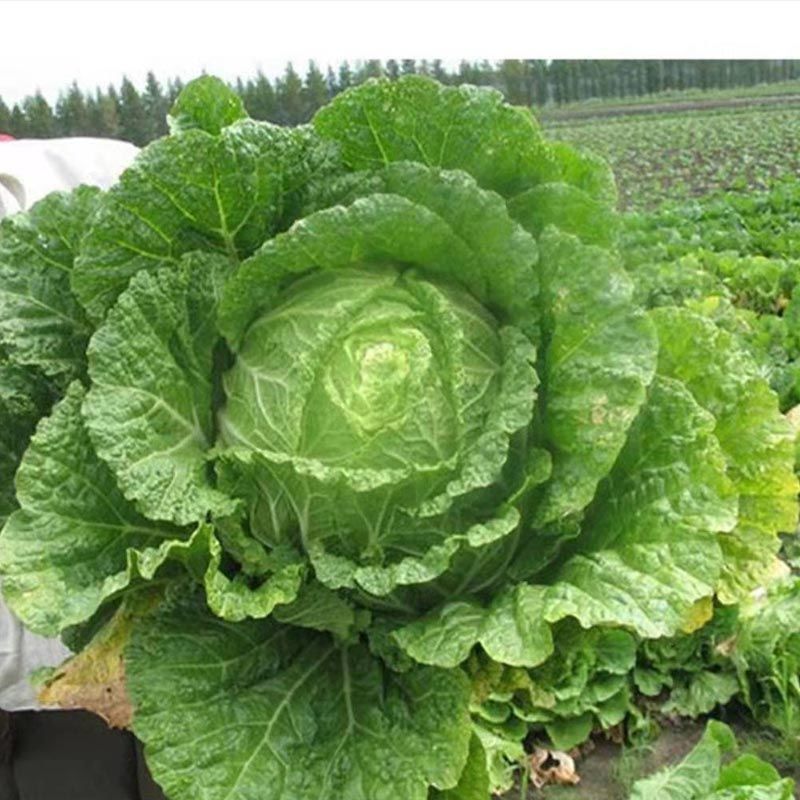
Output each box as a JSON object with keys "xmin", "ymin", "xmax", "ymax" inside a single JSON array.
[{"xmin": 0, "ymin": 75, "xmax": 796, "ymax": 800}]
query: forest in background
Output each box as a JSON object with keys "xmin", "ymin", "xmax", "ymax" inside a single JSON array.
[{"xmin": 3, "ymin": 59, "xmax": 800, "ymax": 145}]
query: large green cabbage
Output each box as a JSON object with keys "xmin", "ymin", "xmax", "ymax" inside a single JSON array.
[{"xmin": 0, "ymin": 76, "xmax": 796, "ymax": 800}]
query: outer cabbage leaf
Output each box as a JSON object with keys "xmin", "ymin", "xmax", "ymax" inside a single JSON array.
[
  {"xmin": 84, "ymin": 253, "xmax": 236, "ymax": 525},
  {"xmin": 0, "ymin": 382, "xmax": 195, "ymax": 636},
  {"xmin": 0, "ymin": 187, "xmax": 98, "ymax": 379},
  {"xmin": 72, "ymin": 120, "xmax": 331, "ymax": 321},
  {"xmin": 630, "ymin": 720, "xmax": 795, "ymax": 800},
  {"xmin": 313, "ymin": 76, "xmax": 620, "ymax": 212},
  {"xmin": 508, "ymin": 182, "xmax": 619, "ymax": 247},
  {"xmin": 629, "ymin": 720, "xmax": 736, "ymax": 800},
  {"xmin": 652, "ymin": 308, "xmax": 799, "ymax": 601},
  {"xmin": 430, "ymin": 735, "xmax": 490, "ymax": 800},
  {"xmin": 492, "ymin": 623, "xmax": 637, "ymax": 750},
  {"xmin": 167, "ymin": 75, "xmax": 248, "ymax": 136},
  {"xmin": 126, "ymin": 589, "xmax": 472, "ymax": 800},
  {"xmin": 732, "ymin": 576, "xmax": 800, "ymax": 736},
  {"xmin": 714, "ymin": 755, "xmax": 795, "ymax": 799},
  {"xmin": 220, "ymin": 172, "xmax": 539, "ymax": 345},
  {"xmin": 203, "ymin": 531, "xmax": 305, "ymax": 622},
  {"xmin": 397, "ymin": 375, "xmax": 737, "ymax": 667},
  {"xmin": 37, "ymin": 591, "xmax": 160, "ymax": 729},
  {"xmin": 661, "ymin": 672, "xmax": 740, "ymax": 718},
  {"xmin": 529, "ymin": 229, "xmax": 658, "ymax": 530},
  {"xmin": 301, "ymin": 161, "xmax": 540, "ymax": 334},
  {"xmin": 0, "ymin": 361, "xmax": 55, "ymax": 525},
  {"xmin": 271, "ymin": 581, "xmax": 365, "ymax": 641},
  {"xmin": 472, "ymin": 722, "xmax": 525, "ymax": 795},
  {"xmin": 546, "ymin": 142, "xmax": 618, "ymax": 207},
  {"xmin": 313, "ymin": 75, "xmax": 556, "ymax": 198}
]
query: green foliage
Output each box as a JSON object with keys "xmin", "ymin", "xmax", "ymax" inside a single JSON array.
[
  {"xmin": 636, "ymin": 577, "xmax": 800, "ymax": 744},
  {"xmin": 0, "ymin": 75, "xmax": 797, "ymax": 800},
  {"xmin": 619, "ymin": 179, "xmax": 800, "ymax": 413},
  {"xmin": 629, "ymin": 721, "xmax": 795, "ymax": 800}
]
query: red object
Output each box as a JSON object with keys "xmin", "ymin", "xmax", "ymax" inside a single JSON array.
[{"xmin": 0, "ymin": 134, "xmax": 14, "ymax": 142}]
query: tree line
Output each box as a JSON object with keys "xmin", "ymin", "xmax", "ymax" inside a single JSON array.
[{"xmin": 2, "ymin": 59, "xmax": 800, "ymax": 146}]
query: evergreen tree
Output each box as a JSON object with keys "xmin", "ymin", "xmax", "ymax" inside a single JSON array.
[
  {"xmin": 362, "ymin": 60, "xmax": 384, "ymax": 80},
  {"xmin": 0, "ymin": 97, "xmax": 11, "ymax": 135},
  {"xmin": 117, "ymin": 77, "xmax": 149, "ymax": 146},
  {"xmin": 401, "ymin": 59, "xmax": 416, "ymax": 75},
  {"xmin": 458, "ymin": 60, "xmax": 480, "ymax": 85},
  {"xmin": 10, "ymin": 105, "xmax": 27, "ymax": 138},
  {"xmin": 277, "ymin": 63, "xmax": 304, "ymax": 125},
  {"xmin": 431, "ymin": 59, "xmax": 448, "ymax": 83},
  {"xmin": 142, "ymin": 72, "xmax": 169, "ymax": 140},
  {"xmin": 530, "ymin": 60, "xmax": 549, "ymax": 105},
  {"xmin": 499, "ymin": 60, "xmax": 527, "ymax": 105},
  {"xmin": 89, "ymin": 87, "xmax": 120, "ymax": 138},
  {"xmin": 338, "ymin": 61, "xmax": 353, "ymax": 91},
  {"xmin": 23, "ymin": 92, "xmax": 56, "ymax": 137},
  {"xmin": 385, "ymin": 59, "xmax": 400, "ymax": 80},
  {"xmin": 326, "ymin": 67, "xmax": 339, "ymax": 97},
  {"xmin": 55, "ymin": 82, "xmax": 91, "ymax": 136},
  {"xmin": 303, "ymin": 61, "xmax": 329, "ymax": 118},
  {"xmin": 246, "ymin": 72, "xmax": 277, "ymax": 121},
  {"xmin": 166, "ymin": 78, "xmax": 184, "ymax": 105}
]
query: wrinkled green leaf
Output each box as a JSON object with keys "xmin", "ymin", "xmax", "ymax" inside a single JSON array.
[
  {"xmin": 431, "ymin": 734, "xmax": 490, "ymax": 800},
  {"xmin": 0, "ymin": 187, "xmax": 98, "ymax": 378},
  {"xmin": 84, "ymin": 254, "xmax": 236, "ymax": 525},
  {"xmin": 508, "ymin": 182, "xmax": 619, "ymax": 247},
  {"xmin": 662, "ymin": 672, "xmax": 740, "ymax": 718},
  {"xmin": 630, "ymin": 720, "xmax": 794, "ymax": 800},
  {"xmin": 629, "ymin": 720, "xmax": 736, "ymax": 800},
  {"xmin": 204, "ymin": 532, "xmax": 305, "ymax": 622},
  {"xmin": 0, "ymin": 361, "xmax": 54, "ymax": 524},
  {"xmin": 73, "ymin": 121, "xmax": 327, "ymax": 321},
  {"xmin": 313, "ymin": 75, "xmax": 556, "ymax": 198},
  {"xmin": 398, "ymin": 375, "xmax": 736, "ymax": 667},
  {"xmin": 653, "ymin": 308, "xmax": 799, "ymax": 602},
  {"xmin": 531, "ymin": 229, "xmax": 658, "ymax": 528},
  {"xmin": 127, "ymin": 589, "xmax": 472, "ymax": 800},
  {"xmin": 168, "ymin": 75, "xmax": 248, "ymax": 136},
  {"xmin": 0, "ymin": 383, "xmax": 192, "ymax": 636}
]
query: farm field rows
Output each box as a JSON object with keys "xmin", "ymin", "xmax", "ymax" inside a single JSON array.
[
  {"xmin": 539, "ymin": 78, "xmax": 800, "ymax": 118},
  {"xmin": 546, "ymin": 103, "xmax": 800, "ymax": 209}
]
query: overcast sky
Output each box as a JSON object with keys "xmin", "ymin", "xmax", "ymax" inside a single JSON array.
[
  {"xmin": 2, "ymin": 1, "xmax": 797, "ymax": 105},
  {"xmin": 1, "ymin": 2, "xmax": 377, "ymax": 103}
]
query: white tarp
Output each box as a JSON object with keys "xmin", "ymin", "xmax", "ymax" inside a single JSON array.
[
  {"xmin": 0, "ymin": 137, "xmax": 138, "ymax": 214},
  {"xmin": 0, "ymin": 137, "xmax": 139, "ymax": 710}
]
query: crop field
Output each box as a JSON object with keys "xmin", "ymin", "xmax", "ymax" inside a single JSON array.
[{"xmin": 546, "ymin": 101, "xmax": 800, "ymax": 209}]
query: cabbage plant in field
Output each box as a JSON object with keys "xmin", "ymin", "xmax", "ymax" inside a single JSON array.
[{"xmin": 0, "ymin": 76, "xmax": 797, "ymax": 800}]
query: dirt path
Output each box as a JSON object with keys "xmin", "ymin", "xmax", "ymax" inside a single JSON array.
[
  {"xmin": 532, "ymin": 724, "xmax": 705, "ymax": 799},
  {"xmin": 541, "ymin": 93, "xmax": 800, "ymax": 124}
]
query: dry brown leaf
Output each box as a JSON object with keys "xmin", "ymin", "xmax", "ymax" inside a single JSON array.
[
  {"xmin": 529, "ymin": 747, "xmax": 580, "ymax": 789},
  {"xmin": 38, "ymin": 593, "xmax": 160, "ymax": 728}
]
